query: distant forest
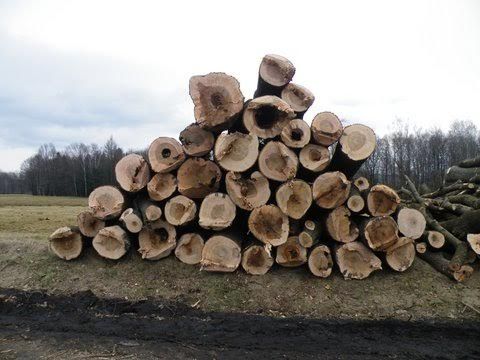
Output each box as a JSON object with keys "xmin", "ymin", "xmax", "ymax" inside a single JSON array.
[{"xmin": 1, "ymin": 121, "xmax": 479, "ymax": 196}]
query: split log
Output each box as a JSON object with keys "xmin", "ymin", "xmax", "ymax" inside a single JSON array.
[
  {"xmin": 201, "ymin": 234, "xmax": 242, "ymax": 272},
  {"xmin": 175, "ymin": 233, "xmax": 205, "ymax": 265},
  {"xmin": 335, "ymin": 241, "xmax": 382, "ymax": 280},
  {"xmin": 77, "ymin": 211, "xmax": 105, "ymax": 238},
  {"xmin": 258, "ymin": 141, "xmax": 298, "ymax": 181},
  {"xmin": 396, "ymin": 207, "xmax": 426, "ymax": 240},
  {"xmin": 147, "ymin": 173, "xmax": 177, "ymax": 202},
  {"xmin": 137, "ymin": 198, "xmax": 162, "ymax": 223},
  {"xmin": 459, "ymin": 155, "xmax": 480, "ymax": 168},
  {"xmin": 353, "ymin": 177, "xmax": 370, "ymax": 192},
  {"xmin": 326, "ymin": 206, "xmax": 359, "ymax": 243},
  {"xmin": 422, "ymin": 231, "xmax": 445, "ymax": 249},
  {"xmin": 93, "ymin": 225, "xmax": 131, "ymax": 260},
  {"xmin": 179, "ymin": 123, "xmax": 214, "ymax": 156},
  {"xmin": 248, "ymin": 204, "xmax": 289, "ymax": 246},
  {"xmin": 199, "ymin": 193, "xmax": 236, "ymax": 230},
  {"xmin": 115, "ymin": 154, "xmax": 150, "ymax": 192},
  {"xmin": 280, "ymin": 118, "xmax": 311, "ymax": 148},
  {"xmin": 416, "ymin": 242, "xmax": 427, "ymax": 254},
  {"xmin": 367, "ymin": 184, "xmax": 400, "ymax": 216},
  {"xmin": 164, "ymin": 195, "xmax": 197, "ymax": 226},
  {"xmin": 362, "ymin": 216, "xmax": 399, "ymax": 251},
  {"xmin": 276, "ymin": 236, "xmax": 308, "ymax": 267},
  {"xmin": 385, "ymin": 237, "xmax": 415, "ymax": 272},
  {"xmin": 138, "ymin": 220, "xmax": 176, "ymax": 260},
  {"xmin": 275, "ymin": 179, "xmax": 312, "ymax": 220},
  {"xmin": 418, "ymin": 251, "xmax": 473, "ymax": 282},
  {"xmin": 119, "ymin": 208, "xmax": 143, "ymax": 233},
  {"xmin": 148, "ymin": 137, "xmax": 185, "ymax": 173},
  {"xmin": 177, "ymin": 158, "xmax": 221, "ymax": 199},
  {"xmin": 308, "ymin": 245, "xmax": 333, "ymax": 278},
  {"xmin": 214, "ymin": 132, "xmax": 259, "ymax": 172},
  {"xmin": 298, "ymin": 220, "xmax": 321, "ymax": 248},
  {"xmin": 312, "ymin": 171, "xmax": 351, "ymax": 209},
  {"xmin": 225, "ymin": 171, "xmax": 270, "ymax": 210},
  {"xmin": 346, "ymin": 187, "xmax": 365, "ymax": 213},
  {"xmin": 299, "ymin": 144, "xmax": 331, "ymax": 173},
  {"xmin": 241, "ymin": 241, "xmax": 274, "ymax": 275},
  {"xmin": 49, "ymin": 226, "xmax": 83, "ymax": 260},
  {"xmin": 280, "ymin": 83, "xmax": 314, "ymax": 118},
  {"xmin": 440, "ymin": 209, "xmax": 480, "ymax": 241},
  {"xmin": 311, "ymin": 112, "xmax": 343, "ymax": 147},
  {"xmin": 88, "ymin": 186, "xmax": 125, "ymax": 220},
  {"xmin": 467, "ymin": 234, "xmax": 480, "ymax": 255},
  {"xmin": 444, "ymin": 166, "xmax": 480, "ymax": 184},
  {"xmin": 254, "ymin": 54, "xmax": 295, "ymax": 97},
  {"xmin": 189, "ymin": 72, "xmax": 244, "ymax": 131}
]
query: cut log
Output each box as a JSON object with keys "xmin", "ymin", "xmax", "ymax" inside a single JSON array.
[
  {"xmin": 299, "ymin": 144, "xmax": 331, "ymax": 173},
  {"xmin": 416, "ymin": 242, "xmax": 427, "ymax": 254},
  {"xmin": 254, "ymin": 54, "xmax": 295, "ymax": 97},
  {"xmin": 312, "ymin": 171, "xmax": 351, "ymax": 209},
  {"xmin": 275, "ymin": 179, "xmax": 312, "ymax": 220},
  {"xmin": 138, "ymin": 220, "xmax": 176, "ymax": 260},
  {"xmin": 147, "ymin": 172, "xmax": 177, "ymax": 202},
  {"xmin": 137, "ymin": 198, "xmax": 162, "ymax": 223},
  {"xmin": 346, "ymin": 187, "xmax": 365, "ymax": 213},
  {"xmin": 201, "ymin": 234, "xmax": 242, "ymax": 272},
  {"xmin": 248, "ymin": 204, "xmax": 289, "ymax": 246},
  {"xmin": 440, "ymin": 209, "xmax": 480, "ymax": 241},
  {"xmin": 280, "ymin": 83, "xmax": 314, "ymax": 118},
  {"xmin": 466, "ymin": 233, "xmax": 480, "ymax": 255},
  {"xmin": 177, "ymin": 158, "xmax": 221, "ymax": 199},
  {"xmin": 148, "ymin": 137, "xmax": 185, "ymax": 173},
  {"xmin": 367, "ymin": 184, "xmax": 400, "ymax": 216},
  {"xmin": 49, "ymin": 226, "xmax": 83, "ymax": 260},
  {"xmin": 119, "ymin": 208, "xmax": 143, "ymax": 233},
  {"xmin": 418, "ymin": 251, "xmax": 473, "ymax": 282},
  {"xmin": 308, "ymin": 245, "xmax": 333, "ymax": 278},
  {"xmin": 93, "ymin": 225, "xmax": 131, "ymax": 260},
  {"xmin": 115, "ymin": 154, "xmax": 150, "ymax": 192},
  {"xmin": 175, "ymin": 233, "xmax": 205, "ymax": 265},
  {"xmin": 189, "ymin": 72, "xmax": 244, "ymax": 131},
  {"xmin": 258, "ymin": 141, "xmax": 298, "ymax": 181},
  {"xmin": 77, "ymin": 211, "xmax": 105, "ymax": 238},
  {"xmin": 385, "ymin": 237, "xmax": 415, "ymax": 272},
  {"xmin": 276, "ymin": 236, "xmax": 308, "ymax": 267},
  {"xmin": 326, "ymin": 206, "xmax": 359, "ymax": 243},
  {"xmin": 446, "ymin": 194, "xmax": 480, "ymax": 209},
  {"xmin": 311, "ymin": 112, "xmax": 343, "ymax": 146},
  {"xmin": 242, "ymin": 96, "xmax": 295, "ymax": 138},
  {"xmin": 328, "ymin": 124, "xmax": 376, "ymax": 178},
  {"xmin": 164, "ymin": 195, "xmax": 197, "ymax": 226},
  {"xmin": 353, "ymin": 177, "xmax": 370, "ymax": 192},
  {"xmin": 363, "ymin": 216, "xmax": 399, "ymax": 251},
  {"xmin": 199, "ymin": 193, "xmax": 236, "ymax": 230},
  {"xmin": 241, "ymin": 241, "xmax": 274, "ymax": 275},
  {"xmin": 335, "ymin": 241, "xmax": 382, "ymax": 280},
  {"xmin": 225, "ymin": 171, "xmax": 270, "ymax": 210},
  {"xmin": 426, "ymin": 198, "xmax": 472, "ymax": 216},
  {"xmin": 423, "ymin": 182, "xmax": 478, "ymax": 198},
  {"xmin": 214, "ymin": 132, "xmax": 259, "ymax": 172},
  {"xmin": 280, "ymin": 118, "xmax": 311, "ymax": 148},
  {"xmin": 396, "ymin": 207, "xmax": 426, "ymax": 240},
  {"xmin": 88, "ymin": 186, "xmax": 125, "ymax": 220},
  {"xmin": 422, "ymin": 231, "xmax": 445, "ymax": 249},
  {"xmin": 444, "ymin": 166, "xmax": 480, "ymax": 184},
  {"xmin": 179, "ymin": 123, "xmax": 215, "ymax": 157},
  {"xmin": 459, "ymin": 155, "xmax": 480, "ymax": 168},
  {"xmin": 299, "ymin": 220, "xmax": 321, "ymax": 248}
]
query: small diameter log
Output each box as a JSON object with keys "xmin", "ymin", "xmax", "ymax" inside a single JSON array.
[
  {"xmin": 353, "ymin": 177, "xmax": 370, "ymax": 192},
  {"xmin": 396, "ymin": 207, "xmax": 426, "ymax": 240},
  {"xmin": 418, "ymin": 251, "xmax": 473, "ymax": 282},
  {"xmin": 311, "ymin": 112, "xmax": 343, "ymax": 146},
  {"xmin": 385, "ymin": 237, "xmax": 415, "ymax": 272},
  {"xmin": 444, "ymin": 166, "xmax": 480, "ymax": 184},
  {"xmin": 416, "ymin": 242, "xmax": 427, "ymax": 254},
  {"xmin": 423, "ymin": 182, "xmax": 477, "ymax": 198},
  {"xmin": 201, "ymin": 234, "xmax": 242, "ymax": 272},
  {"xmin": 115, "ymin": 154, "xmax": 150, "ymax": 192},
  {"xmin": 467, "ymin": 233, "xmax": 480, "ymax": 255},
  {"xmin": 329, "ymin": 124, "xmax": 376, "ymax": 178},
  {"xmin": 312, "ymin": 171, "xmax": 351, "ymax": 209},
  {"xmin": 93, "ymin": 226, "xmax": 131, "ymax": 260},
  {"xmin": 179, "ymin": 123, "xmax": 214, "ymax": 157},
  {"xmin": 422, "ymin": 231, "xmax": 445, "ymax": 249},
  {"xmin": 335, "ymin": 241, "xmax": 382, "ymax": 280},
  {"xmin": 148, "ymin": 137, "xmax": 185, "ymax": 173},
  {"xmin": 241, "ymin": 241, "xmax": 274, "ymax": 275},
  {"xmin": 363, "ymin": 216, "xmax": 399, "ymax": 251},
  {"xmin": 189, "ymin": 72, "xmax": 244, "ymax": 131},
  {"xmin": 299, "ymin": 144, "xmax": 331, "ymax": 173},
  {"xmin": 119, "ymin": 208, "xmax": 143, "ymax": 233},
  {"xmin": 138, "ymin": 220, "xmax": 176, "ymax": 260},
  {"xmin": 248, "ymin": 204, "xmax": 289, "ymax": 246},
  {"xmin": 147, "ymin": 173, "xmax": 177, "ymax": 202},
  {"xmin": 299, "ymin": 220, "xmax": 321, "ymax": 248},
  {"xmin": 164, "ymin": 195, "xmax": 197, "ymax": 226},
  {"xmin": 77, "ymin": 211, "xmax": 105, "ymax": 238},
  {"xmin": 225, "ymin": 171, "xmax": 270, "ymax": 210},
  {"xmin": 254, "ymin": 54, "xmax": 295, "ymax": 97},
  {"xmin": 199, "ymin": 193, "xmax": 236, "ymax": 230},
  {"xmin": 242, "ymin": 96, "xmax": 295, "ymax": 139},
  {"xmin": 275, "ymin": 179, "xmax": 312, "ymax": 220},
  {"xmin": 276, "ymin": 236, "xmax": 308, "ymax": 267},
  {"xmin": 367, "ymin": 184, "xmax": 400, "ymax": 216},
  {"xmin": 308, "ymin": 245, "xmax": 333, "ymax": 278},
  {"xmin": 49, "ymin": 226, "xmax": 83, "ymax": 260},
  {"xmin": 258, "ymin": 141, "xmax": 298, "ymax": 181},
  {"xmin": 175, "ymin": 233, "xmax": 205, "ymax": 265},
  {"xmin": 280, "ymin": 83, "xmax": 314, "ymax": 118},
  {"xmin": 280, "ymin": 119, "xmax": 311, "ymax": 148},
  {"xmin": 88, "ymin": 186, "xmax": 125, "ymax": 220},
  {"xmin": 138, "ymin": 198, "xmax": 162, "ymax": 223},
  {"xmin": 177, "ymin": 158, "xmax": 221, "ymax": 199},
  {"xmin": 346, "ymin": 187, "xmax": 365, "ymax": 213},
  {"xmin": 326, "ymin": 206, "xmax": 359, "ymax": 243},
  {"xmin": 214, "ymin": 132, "xmax": 259, "ymax": 172}
]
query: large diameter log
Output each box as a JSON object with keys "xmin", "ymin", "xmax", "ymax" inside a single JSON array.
[
  {"xmin": 254, "ymin": 54, "xmax": 295, "ymax": 97},
  {"xmin": 367, "ymin": 184, "xmax": 400, "ymax": 216},
  {"xmin": 275, "ymin": 179, "xmax": 312, "ymax": 220},
  {"xmin": 88, "ymin": 186, "xmax": 125, "ymax": 220},
  {"xmin": 353, "ymin": 177, "xmax": 370, "ymax": 192},
  {"xmin": 241, "ymin": 242, "xmax": 274, "ymax": 275},
  {"xmin": 93, "ymin": 225, "xmax": 131, "ymax": 260},
  {"xmin": 444, "ymin": 166, "xmax": 480, "ymax": 184},
  {"xmin": 177, "ymin": 158, "xmax": 221, "ymax": 199},
  {"xmin": 335, "ymin": 241, "xmax": 382, "ymax": 280},
  {"xmin": 214, "ymin": 132, "xmax": 259, "ymax": 172},
  {"xmin": 138, "ymin": 198, "xmax": 162, "ymax": 223},
  {"xmin": 312, "ymin": 171, "xmax": 351, "ymax": 209},
  {"xmin": 148, "ymin": 137, "xmax": 185, "ymax": 173},
  {"xmin": 115, "ymin": 154, "xmax": 150, "ymax": 192},
  {"xmin": 119, "ymin": 208, "xmax": 143, "ymax": 233},
  {"xmin": 280, "ymin": 119, "xmax": 311, "ymax": 148},
  {"xmin": 138, "ymin": 220, "xmax": 176, "ymax": 260},
  {"xmin": 201, "ymin": 234, "xmax": 242, "ymax": 272},
  {"xmin": 396, "ymin": 207, "xmax": 426, "ymax": 240},
  {"xmin": 179, "ymin": 123, "xmax": 214, "ymax": 157},
  {"xmin": 258, "ymin": 141, "xmax": 298, "ymax": 181},
  {"xmin": 299, "ymin": 220, "xmax": 321, "ymax": 248},
  {"xmin": 276, "ymin": 236, "xmax": 308, "ymax": 267},
  {"xmin": 243, "ymin": 96, "xmax": 295, "ymax": 139},
  {"xmin": 311, "ymin": 112, "xmax": 343, "ymax": 146},
  {"xmin": 467, "ymin": 234, "xmax": 480, "ymax": 255},
  {"xmin": 49, "ymin": 226, "xmax": 83, "ymax": 260},
  {"xmin": 77, "ymin": 211, "xmax": 105, "ymax": 238},
  {"xmin": 328, "ymin": 124, "xmax": 376, "ymax": 178},
  {"xmin": 422, "ymin": 231, "xmax": 445, "ymax": 249},
  {"xmin": 308, "ymin": 245, "xmax": 333, "ymax": 278},
  {"xmin": 280, "ymin": 83, "xmax": 314, "ymax": 118},
  {"xmin": 225, "ymin": 171, "xmax": 270, "ymax": 210},
  {"xmin": 189, "ymin": 72, "xmax": 244, "ymax": 131},
  {"xmin": 299, "ymin": 144, "xmax": 331, "ymax": 173},
  {"xmin": 147, "ymin": 173, "xmax": 177, "ymax": 202},
  {"xmin": 175, "ymin": 233, "xmax": 205, "ymax": 265},
  {"xmin": 248, "ymin": 204, "xmax": 289, "ymax": 246},
  {"xmin": 164, "ymin": 195, "xmax": 197, "ymax": 226},
  {"xmin": 363, "ymin": 216, "xmax": 399, "ymax": 251},
  {"xmin": 326, "ymin": 206, "xmax": 359, "ymax": 243},
  {"xmin": 385, "ymin": 237, "xmax": 415, "ymax": 272},
  {"xmin": 199, "ymin": 193, "xmax": 236, "ymax": 230}
]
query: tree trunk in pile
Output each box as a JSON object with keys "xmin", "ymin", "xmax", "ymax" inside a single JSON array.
[
  {"xmin": 248, "ymin": 204, "xmax": 289, "ymax": 246},
  {"xmin": 93, "ymin": 225, "xmax": 131, "ymax": 260},
  {"xmin": 466, "ymin": 234, "xmax": 480, "ymax": 255},
  {"xmin": 115, "ymin": 154, "xmax": 150, "ymax": 192},
  {"xmin": 148, "ymin": 137, "xmax": 185, "ymax": 173},
  {"xmin": 396, "ymin": 206, "xmax": 426, "ymax": 240},
  {"xmin": 214, "ymin": 132, "xmax": 259, "ymax": 172},
  {"xmin": 77, "ymin": 211, "xmax": 105, "ymax": 238},
  {"xmin": 440, "ymin": 209, "xmax": 480, "ymax": 240},
  {"xmin": 362, "ymin": 216, "xmax": 399, "ymax": 251},
  {"xmin": 326, "ymin": 206, "xmax": 359, "ymax": 243},
  {"xmin": 298, "ymin": 220, "xmax": 322, "ymax": 248},
  {"xmin": 422, "ymin": 231, "xmax": 446, "ymax": 249},
  {"xmin": 119, "ymin": 208, "xmax": 143, "ymax": 233},
  {"xmin": 276, "ymin": 236, "xmax": 308, "ymax": 267},
  {"xmin": 138, "ymin": 220, "xmax": 176, "ymax": 260},
  {"xmin": 416, "ymin": 242, "xmax": 427, "ymax": 254},
  {"xmin": 458, "ymin": 155, "xmax": 480, "ymax": 168},
  {"xmin": 275, "ymin": 179, "xmax": 312, "ymax": 220},
  {"xmin": 201, "ymin": 233, "xmax": 242, "ymax": 272},
  {"xmin": 49, "ymin": 226, "xmax": 83, "ymax": 261},
  {"xmin": 147, "ymin": 173, "xmax": 177, "ymax": 202},
  {"xmin": 312, "ymin": 171, "xmax": 351, "ymax": 209},
  {"xmin": 346, "ymin": 187, "xmax": 365, "ymax": 213},
  {"xmin": 308, "ymin": 244, "xmax": 333, "ymax": 278},
  {"xmin": 241, "ymin": 240, "xmax": 274, "ymax": 275},
  {"xmin": 299, "ymin": 144, "xmax": 331, "ymax": 173},
  {"xmin": 353, "ymin": 176, "xmax": 370, "ymax": 192},
  {"xmin": 225, "ymin": 171, "xmax": 270, "ymax": 211},
  {"xmin": 367, "ymin": 184, "xmax": 400, "ymax": 216},
  {"xmin": 199, "ymin": 192, "xmax": 236, "ymax": 230},
  {"xmin": 179, "ymin": 123, "xmax": 215, "ymax": 157},
  {"xmin": 280, "ymin": 119, "xmax": 311, "ymax": 148},
  {"xmin": 258, "ymin": 141, "xmax": 298, "ymax": 181},
  {"xmin": 164, "ymin": 195, "xmax": 197, "ymax": 226},
  {"xmin": 444, "ymin": 165, "xmax": 480, "ymax": 184},
  {"xmin": 88, "ymin": 186, "xmax": 125, "ymax": 220},
  {"xmin": 175, "ymin": 233, "xmax": 205, "ymax": 265},
  {"xmin": 280, "ymin": 82, "xmax": 314, "ymax": 118},
  {"xmin": 310, "ymin": 112, "xmax": 343, "ymax": 147},
  {"xmin": 418, "ymin": 251, "xmax": 473, "ymax": 282},
  {"xmin": 137, "ymin": 197, "xmax": 162, "ymax": 223},
  {"xmin": 254, "ymin": 54, "xmax": 296, "ymax": 97},
  {"xmin": 385, "ymin": 237, "xmax": 415, "ymax": 272},
  {"xmin": 334, "ymin": 242, "xmax": 382, "ymax": 280},
  {"xmin": 176, "ymin": 158, "xmax": 222, "ymax": 199}
]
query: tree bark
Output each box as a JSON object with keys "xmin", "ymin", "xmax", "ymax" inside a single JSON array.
[
  {"xmin": 119, "ymin": 208, "xmax": 143, "ymax": 233},
  {"xmin": 280, "ymin": 83, "xmax": 314, "ymax": 118},
  {"xmin": 201, "ymin": 233, "xmax": 242, "ymax": 272},
  {"xmin": 418, "ymin": 251, "xmax": 473, "ymax": 282},
  {"xmin": 311, "ymin": 112, "xmax": 343, "ymax": 146},
  {"xmin": 175, "ymin": 233, "xmax": 205, "ymax": 265},
  {"xmin": 362, "ymin": 216, "xmax": 399, "ymax": 251},
  {"xmin": 138, "ymin": 220, "xmax": 176, "ymax": 260},
  {"xmin": 308, "ymin": 244, "xmax": 333, "ymax": 278},
  {"xmin": 248, "ymin": 204, "xmax": 289, "ymax": 246},
  {"xmin": 254, "ymin": 54, "xmax": 295, "ymax": 97},
  {"xmin": 241, "ymin": 240, "xmax": 274, "ymax": 275},
  {"xmin": 177, "ymin": 158, "xmax": 221, "ymax": 199},
  {"xmin": 367, "ymin": 184, "xmax": 400, "ymax": 216},
  {"xmin": 396, "ymin": 206, "xmax": 426, "ymax": 240},
  {"xmin": 258, "ymin": 141, "xmax": 298, "ymax": 181},
  {"xmin": 275, "ymin": 236, "xmax": 308, "ymax": 267},
  {"xmin": 385, "ymin": 237, "xmax": 415, "ymax": 272},
  {"xmin": 49, "ymin": 226, "xmax": 83, "ymax": 260},
  {"xmin": 93, "ymin": 225, "xmax": 131, "ymax": 260},
  {"xmin": 225, "ymin": 171, "xmax": 270, "ymax": 210},
  {"xmin": 458, "ymin": 156, "xmax": 480, "ymax": 168},
  {"xmin": 444, "ymin": 166, "xmax": 480, "ymax": 184},
  {"xmin": 275, "ymin": 179, "xmax": 312, "ymax": 220},
  {"xmin": 280, "ymin": 119, "xmax": 311, "ymax": 148},
  {"xmin": 77, "ymin": 211, "xmax": 105, "ymax": 238},
  {"xmin": 423, "ymin": 181, "xmax": 478, "ymax": 198},
  {"xmin": 115, "ymin": 154, "xmax": 150, "ymax": 192},
  {"xmin": 446, "ymin": 194, "xmax": 480, "ymax": 209},
  {"xmin": 440, "ymin": 209, "xmax": 480, "ymax": 240},
  {"xmin": 214, "ymin": 132, "xmax": 259, "ymax": 172},
  {"xmin": 88, "ymin": 185, "xmax": 125, "ymax": 220},
  {"xmin": 326, "ymin": 206, "xmax": 359, "ymax": 243},
  {"xmin": 164, "ymin": 195, "xmax": 197, "ymax": 226},
  {"xmin": 179, "ymin": 123, "xmax": 215, "ymax": 157},
  {"xmin": 147, "ymin": 173, "xmax": 177, "ymax": 202},
  {"xmin": 148, "ymin": 137, "xmax": 185, "ymax": 173},
  {"xmin": 335, "ymin": 242, "xmax": 382, "ymax": 280},
  {"xmin": 312, "ymin": 171, "xmax": 351, "ymax": 209},
  {"xmin": 199, "ymin": 192, "xmax": 236, "ymax": 230},
  {"xmin": 299, "ymin": 144, "xmax": 331, "ymax": 173},
  {"xmin": 298, "ymin": 220, "xmax": 322, "ymax": 248}
]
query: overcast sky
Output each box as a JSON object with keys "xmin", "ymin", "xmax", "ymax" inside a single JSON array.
[{"xmin": 1, "ymin": 0, "xmax": 479, "ymax": 172}]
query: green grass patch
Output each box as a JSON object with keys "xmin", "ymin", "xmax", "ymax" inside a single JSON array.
[{"xmin": 0, "ymin": 194, "xmax": 87, "ymax": 207}]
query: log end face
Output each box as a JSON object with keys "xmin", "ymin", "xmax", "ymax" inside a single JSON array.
[
  {"xmin": 248, "ymin": 205, "xmax": 289, "ymax": 246},
  {"xmin": 308, "ymin": 245, "xmax": 333, "ymax": 278},
  {"xmin": 93, "ymin": 225, "xmax": 130, "ymax": 260},
  {"xmin": 335, "ymin": 242, "xmax": 382, "ymax": 280},
  {"xmin": 175, "ymin": 233, "xmax": 205, "ymax": 265},
  {"xmin": 201, "ymin": 235, "xmax": 241, "ymax": 272},
  {"xmin": 49, "ymin": 227, "xmax": 83, "ymax": 260},
  {"xmin": 311, "ymin": 112, "xmax": 343, "ymax": 146},
  {"xmin": 115, "ymin": 153, "xmax": 150, "ymax": 192},
  {"xmin": 259, "ymin": 54, "xmax": 295, "ymax": 87},
  {"xmin": 241, "ymin": 245, "xmax": 274, "ymax": 275}
]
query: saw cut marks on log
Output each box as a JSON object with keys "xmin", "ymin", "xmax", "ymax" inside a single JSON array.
[{"xmin": 49, "ymin": 226, "xmax": 83, "ymax": 261}]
